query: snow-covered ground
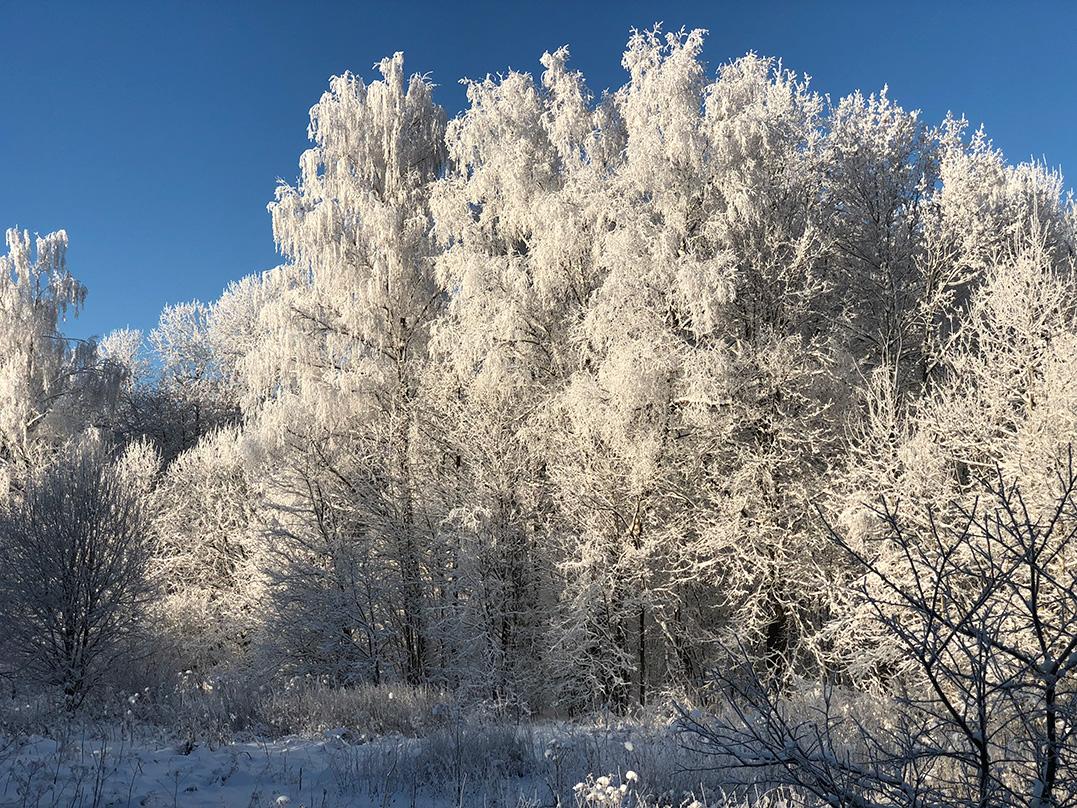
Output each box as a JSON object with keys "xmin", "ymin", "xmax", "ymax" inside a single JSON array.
[
  {"xmin": 0, "ymin": 721, "xmax": 713, "ymax": 807},
  {"xmin": 0, "ymin": 730, "xmax": 548, "ymax": 807},
  {"xmin": 2, "ymin": 732, "xmax": 370, "ymax": 807}
]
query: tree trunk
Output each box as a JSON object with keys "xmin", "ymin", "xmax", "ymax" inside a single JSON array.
[{"xmin": 637, "ymin": 603, "xmax": 647, "ymax": 707}]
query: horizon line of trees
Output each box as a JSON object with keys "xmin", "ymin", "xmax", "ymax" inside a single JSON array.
[{"xmin": 2, "ymin": 27, "xmax": 1077, "ymax": 715}]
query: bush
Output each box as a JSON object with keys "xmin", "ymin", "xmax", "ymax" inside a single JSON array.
[
  {"xmin": 683, "ymin": 460, "xmax": 1077, "ymax": 807},
  {"xmin": 0, "ymin": 440, "xmax": 156, "ymax": 709}
]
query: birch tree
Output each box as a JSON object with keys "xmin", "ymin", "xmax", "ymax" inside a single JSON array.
[
  {"xmin": 426, "ymin": 44, "xmax": 611, "ymax": 702},
  {"xmin": 0, "ymin": 228, "xmax": 92, "ymax": 494},
  {"xmin": 261, "ymin": 53, "xmax": 446, "ymax": 685}
]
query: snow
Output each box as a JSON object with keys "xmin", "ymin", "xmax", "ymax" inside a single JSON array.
[
  {"xmin": 0, "ymin": 730, "xmax": 537, "ymax": 807},
  {"xmin": 0, "ymin": 718, "xmax": 719, "ymax": 807},
  {"xmin": 2, "ymin": 733, "xmax": 344, "ymax": 807}
]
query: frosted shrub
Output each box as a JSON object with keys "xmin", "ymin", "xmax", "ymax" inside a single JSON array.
[
  {"xmin": 0, "ymin": 439, "xmax": 158, "ymax": 709},
  {"xmin": 573, "ymin": 772, "xmax": 636, "ymax": 807}
]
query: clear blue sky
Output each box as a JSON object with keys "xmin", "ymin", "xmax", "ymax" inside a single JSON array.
[{"xmin": 3, "ymin": 0, "xmax": 1075, "ymax": 341}]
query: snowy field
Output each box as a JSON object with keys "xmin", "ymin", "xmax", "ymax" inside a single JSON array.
[
  {"xmin": 1, "ymin": 733, "xmax": 359, "ymax": 808},
  {"xmin": 0, "ymin": 717, "xmax": 739, "ymax": 807}
]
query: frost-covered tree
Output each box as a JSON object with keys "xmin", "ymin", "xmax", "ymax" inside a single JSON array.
[
  {"xmin": 541, "ymin": 28, "xmax": 718, "ymax": 709},
  {"xmin": 0, "ymin": 228, "xmax": 94, "ymax": 493},
  {"xmin": 822, "ymin": 224, "xmax": 1077, "ymax": 679},
  {"xmin": 258, "ymin": 53, "xmax": 447, "ymax": 685},
  {"xmin": 151, "ymin": 302, "xmax": 239, "ymax": 444},
  {"xmin": 0, "ymin": 437, "xmax": 158, "ymax": 707},
  {"xmin": 101, "ymin": 300, "xmax": 243, "ymax": 465},
  {"xmin": 426, "ymin": 44, "xmax": 611, "ymax": 702},
  {"xmin": 152, "ymin": 426, "xmax": 263, "ymax": 673},
  {"xmin": 684, "ymin": 51, "xmax": 843, "ymax": 677},
  {"xmin": 823, "ymin": 88, "xmax": 939, "ymax": 388},
  {"xmin": 5, "ymin": 26, "xmax": 1072, "ymax": 722},
  {"xmin": 537, "ymin": 33, "xmax": 847, "ymax": 706}
]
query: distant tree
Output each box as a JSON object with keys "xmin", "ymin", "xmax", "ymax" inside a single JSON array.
[{"xmin": 100, "ymin": 300, "xmax": 242, "ymax": 464}]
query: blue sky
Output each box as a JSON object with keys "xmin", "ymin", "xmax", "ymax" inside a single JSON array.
[{"xmin": 3, "ymin": 0, "xmax": 1075, "ymax": 341}]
